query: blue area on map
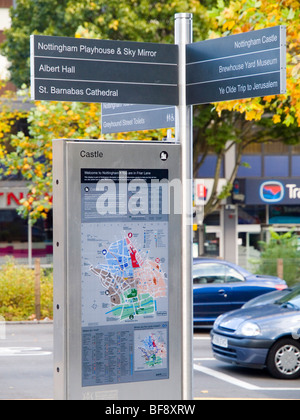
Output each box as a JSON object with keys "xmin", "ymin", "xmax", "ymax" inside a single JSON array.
[
  {"xmin": 143, "ymin": 335, "xmax": 155, "ymax": 350},
  {"xmin": 96, "ymin": 239, "xmax": 134, "ymax": 279}
]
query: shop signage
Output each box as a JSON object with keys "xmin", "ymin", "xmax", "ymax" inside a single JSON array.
[
  {"xmin": 0, "ymin": 188, "xmax": 28, "ymax": 210},
  {"xmin": 245, "ymin": 179, "xmax": 300, "ymax": 205},
  {"xmin": 194, "ymin": 178, "xmax": 227, "ymax": 206}
]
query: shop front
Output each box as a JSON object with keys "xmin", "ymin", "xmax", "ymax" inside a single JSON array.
[
  {"xmin": 0, "ymin": 181, "xmax": 53, "ymax": 266},
  {"xmin": 194, "ymin": 177, "xmax": 300, "ymax": 269},
  {"xmin": 235, "ymin": 178, "xmax": 300, "ymax": 269}
]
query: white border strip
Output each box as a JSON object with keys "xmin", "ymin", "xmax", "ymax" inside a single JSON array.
[
  {"xmin": 187, "ymin": 47, "xmax": 280, "ymax": 66},
  {"xmin": 187, "ymin": 70, "xmax": 280, "ymax": 87},
  {"xmin": 194, "ymin": 363, "xmax": 300, "ymax": 392}
]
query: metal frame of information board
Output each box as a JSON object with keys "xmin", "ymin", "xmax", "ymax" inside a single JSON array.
[{"xmin": 53, "ymin": 139, "xmax": 184, "ymax": 400}]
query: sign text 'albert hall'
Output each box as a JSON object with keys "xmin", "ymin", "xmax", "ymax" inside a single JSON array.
[{"xmin": 30, "ymin": 35, "xmax": 179, "ymax": 106}]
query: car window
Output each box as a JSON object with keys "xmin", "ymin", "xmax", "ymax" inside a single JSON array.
[
  {"xmin": 193, "ymin": 263, "xmax": 226, "ymax": 284},
  {"xmin": 277, "ymin": 286, "xmax": 300, "ymax": 309},
  {"xmin": 225, "ymin": 267, "xmax": 245, "ymax": 283}
]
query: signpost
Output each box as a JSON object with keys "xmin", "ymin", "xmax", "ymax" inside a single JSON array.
[
  {"xmin": 53, "ymin": 139, "xmax": 182, "ymax": 400},
  {"xmin": 31, "ymin": 15, "xmax": 287, "ymax": 402},
  {"xmin": 101, "ymin": 103, "xmax": 176, "ymax": 134},
  {"xmin": 30, "ymin": 35, "xmax": 178, "ymax": 105},
  {"xmin": 187, "ymin": 26, "xmax": 286, "ymax": 105},
  {"xmin": 31, "ymin": 27, "xmax": 287, "ymax": 108}
]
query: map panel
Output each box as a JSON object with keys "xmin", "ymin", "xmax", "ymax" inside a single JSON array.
[
  {"xmin": 81, "ymin": 168, "xmax": 170, "ymax": 386},
  {"xmin": 81, "ymin": 222, "xmax": 168, "ymax": 326}
]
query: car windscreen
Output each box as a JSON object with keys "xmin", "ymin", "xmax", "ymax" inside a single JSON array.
[
  {"xmin": 193, "ymin": 263, "xmax": 244, "ymax": 285},
  {"xmin": 276, "ymin": 285, "xmax": 300, "ymax": 310}
]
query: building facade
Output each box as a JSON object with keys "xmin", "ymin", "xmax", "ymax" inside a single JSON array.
[
  {"xmin": 0, "ymin": 182, "xmax": 53, "ymax": 265},
  {"xmin": 0, "ymin": 0, "xmax": 53, "ymax": 266},
  {"xmin": 196, "ymin": 142, "xmax": 300, "ymax": 269}
]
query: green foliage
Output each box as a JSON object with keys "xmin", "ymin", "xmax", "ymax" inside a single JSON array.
[
  {"xmin": 1, "ymin": 0, "xmax": 75, "ymax": 88},
  {"xmin": 207, "ymin": 0, "xmax": 300, "ymax": 128},
  {"xmin": 255, "ymin": 228, "xmax": 300, "ymax": 286},
  {"xmin": 0, "ymin": 259, "xmax": 53, "ymax": 321},
  {"xmin": 0, "ymin": 91, "xmax": 103, "ymax": 222}
]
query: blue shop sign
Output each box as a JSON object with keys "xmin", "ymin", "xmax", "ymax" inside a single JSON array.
[{"xmin": 245, "ymin": 179, "xmax": 300, "ymax": 205}]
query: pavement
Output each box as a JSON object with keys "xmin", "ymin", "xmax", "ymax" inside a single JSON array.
[{"xmin": 0, "ymin": 322, "xmax": 53, "ymax": 400}]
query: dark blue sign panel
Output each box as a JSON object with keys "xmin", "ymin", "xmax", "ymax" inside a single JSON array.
[
  {"xmin": 187, "ymin": 26, "xmax": 286, "ymax": 105},
  {"xmin": 245, "ymin": 179, "xmax": 300, "ymax": 205},
  {"xmin": 31, "ymin": 35, "xmax": 179, "ymax": 105}
]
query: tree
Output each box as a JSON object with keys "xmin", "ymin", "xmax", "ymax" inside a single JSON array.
[
  {"xmin": 193, "ymin": 0, "xmax": 300, "ymax": 217},
  {"xmin": 2, "ymin": 0, "xmax": 300, "ymax": 221},
  {"xmin": 0, "ymin": 0, "xmax": 209, "ymax": 221},
  {"xmin": 0, "ymin": 92, "xmax": 103, "ymax": 222},
  {"xmin": 1, "ymin": 0, "xmax": 75, "ymax": 88},
  {"xmin": 207, "ymin": 0, "xmax": 300, "ymax": 127},
  {"xmin": 193, "ymin": 104, "xmax": 300, "ymax": 217},
  {"xmin": 256, "ymin": 228, "xmax": 300, "ymax": 285}
]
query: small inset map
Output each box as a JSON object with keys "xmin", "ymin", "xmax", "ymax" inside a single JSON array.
[{"xmin": 134, "ymin": 328, "xmax": 168, "ymax": 371}]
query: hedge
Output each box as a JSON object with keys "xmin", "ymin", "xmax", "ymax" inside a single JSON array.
[{"xmin": 0, "ymin": 259, "xmax": 53, "ymax": 321}]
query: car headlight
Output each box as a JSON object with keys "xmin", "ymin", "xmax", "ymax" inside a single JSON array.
[{"xmin": 237, "ymin": 322, "xmax": 261, "ymax": 337}]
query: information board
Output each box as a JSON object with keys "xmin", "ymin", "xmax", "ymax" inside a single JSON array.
[
  {"xmin": 31, "ymin": 35, "xmax": 178, "ymax": 105},
  {"xmin": 187, "ymin": 26, "xmax": 286, "ymax": 105},
  {"xmin": 53, "ymin": 140, "xmax": 183, "ymax": 400}
]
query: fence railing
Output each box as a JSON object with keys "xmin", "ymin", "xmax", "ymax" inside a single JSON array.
[{"xmin": 250, "ymin": 258, "xmax": 300, "ymax": 286}]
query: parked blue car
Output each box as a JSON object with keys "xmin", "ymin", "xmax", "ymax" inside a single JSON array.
[
  {"xmin": 211, "ymin": 285, "xmax": 300, "ymax": 379},
  {"xmin": 193, "ymin": 258, "xmax": 287, "ymax": 327}
]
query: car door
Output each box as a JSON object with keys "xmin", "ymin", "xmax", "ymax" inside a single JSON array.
[
  {"xmin": 224, "ymin": 265, "xmax": 249, "ymax": 310},
  {"xmin": 193, "ymin": 263, "xmax": 233, "ymax": 322}
]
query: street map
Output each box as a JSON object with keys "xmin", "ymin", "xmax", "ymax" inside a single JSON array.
[
  {"xmin": 90, "ymin": 234, "xmax": 167, "ymax": 322},
  {"xmin": 82, "ymin": 222, "xmax": 168, "ymax": 326},
  {"xmin": 81, "ymin": 168, "xmax": 170, "ymax": 386}
]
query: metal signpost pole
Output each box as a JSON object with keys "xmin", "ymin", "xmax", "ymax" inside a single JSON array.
[{"xmin": 174, "ymin": 13, "xmax": 193, "ymax": 400}]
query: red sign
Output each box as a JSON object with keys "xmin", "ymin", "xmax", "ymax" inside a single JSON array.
[
  {"xmin": 197, "ymin": 183, "xmax": 207, "ymax": 201},
  {"xmin": 0, "ymin": 188, "xmax": 28, "ymax": 209}
]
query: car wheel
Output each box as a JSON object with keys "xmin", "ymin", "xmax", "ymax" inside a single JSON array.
[{"xmin": 267, "ymin": 338, "xmax": 300, "ymax": 380}]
